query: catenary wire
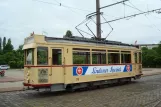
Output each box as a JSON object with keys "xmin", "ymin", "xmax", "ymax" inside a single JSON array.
[
  {"xmin": 112, "ymin": 0, "xmax": 161, "ymax": 32},
  {"xmin": 127, "ymin": 1, "xmax": 161, "ymax": 31},
  {"xmin": 32, "ymin": 0, "xmax": 93, "ymax": 13}
]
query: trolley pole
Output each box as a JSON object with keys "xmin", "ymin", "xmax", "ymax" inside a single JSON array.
[{"xmin": 96, "ymin": 0, "xmax": 101, "ymax": 39}]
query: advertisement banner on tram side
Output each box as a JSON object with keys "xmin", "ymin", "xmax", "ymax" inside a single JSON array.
[{"xmin": 73, "ymin": 65, "xmax": 132, "ymax": 76}]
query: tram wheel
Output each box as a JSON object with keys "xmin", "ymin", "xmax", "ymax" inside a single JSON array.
[{"xmin": 66, "ymin": 85, "xmax": 75, "ymax": 92}]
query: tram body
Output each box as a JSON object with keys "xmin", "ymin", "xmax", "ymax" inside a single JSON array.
[{"xmin": 23, "ymin": 34, "xmax": 142, "ymax": 92}]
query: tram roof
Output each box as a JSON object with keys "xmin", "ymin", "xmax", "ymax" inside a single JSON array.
[{"xmin": 45, "ymin": 36, "xmax": 139, "ymax": 48}]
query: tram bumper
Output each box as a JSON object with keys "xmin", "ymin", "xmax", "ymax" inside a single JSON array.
[{"xmin": 23, "ymin": 82, "xmax": 52, "ymax": 90}]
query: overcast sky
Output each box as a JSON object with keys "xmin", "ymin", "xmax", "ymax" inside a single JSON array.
[{"xmin": 0, "ymin": 0, "xmax": 161, "ymax": 49}]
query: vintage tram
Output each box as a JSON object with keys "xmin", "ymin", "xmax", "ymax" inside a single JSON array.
[{"xmin": 23, "ymin": 34, "xmax": 142, "ymax": 92}]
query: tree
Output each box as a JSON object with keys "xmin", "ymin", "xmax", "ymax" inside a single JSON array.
[
  {"xmin": 64, "ymin": 30, "xmax": 73, "ymax": 38},
  {"xmin": 0, "ymin": 37, "xmax": 2, "ymax": 53},
  {"xmin": 156, "ymin": 43, "xmax": 161, "ymax": 56},
  {"xmin": 4, "ymin": 38, "xmax": 14, "ymax": 53},
  {"xmin": 17, "ymin": 45, "xmax": 23, "ymax": 53},
  {"xmin": 17, "ymin": 45, "xmax": 24, "ymax": 68},
  {"xmin": 0, "ymin": 37, "xmax": 24, "ymax": 68},
  {"xmin": 2, "ymin": 37, "xmax": 6, "ymax": 51},
  {"xmin": 142, "ymin": 48, "xmax": 158, "ymax": 67},
  {"xmin": 0, "ymin": 55, "xmax": 6, "ymax": 65},
  {"xmin": 141, "ymin": 42, "xmax": 161, "ymax": 68}
]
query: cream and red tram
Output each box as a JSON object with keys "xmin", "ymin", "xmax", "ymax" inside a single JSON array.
[{"xmin": 23, "ymin": 34, "xmax": 142, "ymax": 92}]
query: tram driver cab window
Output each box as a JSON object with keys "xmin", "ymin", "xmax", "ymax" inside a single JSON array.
[{"xmin": 52, "ymin": 49, "xmax": 62, "ymax": 65}]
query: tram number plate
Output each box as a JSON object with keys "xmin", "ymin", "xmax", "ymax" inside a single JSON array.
[{"xmin": 38, "ymin": 69, "xmax": 48, "ymax": 83}]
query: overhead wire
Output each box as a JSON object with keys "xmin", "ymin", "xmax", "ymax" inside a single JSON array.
[
  {"xmin": 129, "ymin": 1, "xmax": 161, "ymax": 20},
  {"xmin": 127, "ymin": 1, "xmax": 161, "ymax": 32},
  {"xmin": 112, "ymin": 0, "xmax": 161, "ymax": 32},
  {"xmin": 32, "ymin": 0, "xmax": 58, "ymax": 6},
  {"xmin": 32, "ymin": 0, "xmax": 119, "ymax": 20},
  {"xmin": 32, "ymin": 0, "xmax": 97, "ymax": 16},
  {"xmin": 32, "ymin": 0, "xmax": 93, "ymax": 13},
  {"xmin": 53, "ymin": 0, "xmax": 60, "ymax": 4}
]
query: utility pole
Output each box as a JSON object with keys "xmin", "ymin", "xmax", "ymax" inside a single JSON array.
[
  {"xmin": 77, "ymin": 0, "xmax": 160, "ymax": 40},
  {"xmin": 96, "ymin": 0, "xmax": 101, "ymax": 39},
  {"xmin": 96, "ymin": 0, "xmax": 101, "ymax": 63}
]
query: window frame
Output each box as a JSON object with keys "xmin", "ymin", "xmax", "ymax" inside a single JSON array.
[
  {"xmin": 92, "ymin": 49, "xmax": 106, "ymax": 64},
  {"xmin": 121, "ymin": 51, "xmax": 131, "ymax": 64},
  {"xmin": 37, "ymin": 47, "xmax": 48, "ymax": 65},
  {"xmin": 72, "ymin": 48, "xmax": 90, "ymax": 65},
  {"xmin": 108, "ymin": 50, "xmax": 120, "ymax": 64},
  {"xmin": 52, "ymin": 48, "xmax": 63, "ymax": 65},
  {"xmin": 25, "ymin": 48, "xmax": 34, "ymax": 65}
]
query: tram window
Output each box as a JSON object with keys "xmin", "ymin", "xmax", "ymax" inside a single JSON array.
[
  {"xmin": 52, "ymin": 49, "xmax": 62, "ymax": 65},
  {"xmin": 73, "ymin": 52, "xmax": 90, "ymax": 64},
  {"xmin": 37, "ymin": 47, "xmax": 48, "ymax": 65},
  {"xmin": 121, "ymin": 53, "xmax": 131, "ymax": 63},
  {"xmin": 108, "ymin": 53, "xmax": 120, "ymax": 64},
  {"xmin": 92, "ymin": 52, "xmax": 106, "ymax": 64},
  {"xmin": 26, "ymin": 49, "xmax": 34, "ymax": 65}
]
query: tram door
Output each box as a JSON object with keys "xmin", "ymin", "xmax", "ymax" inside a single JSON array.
[
  {"xmin": 49, "ymin": 48, "xmax": 65, "ymax": 84},
  {"xmin": 134, "ymin": 52, "xmax": 142, "ymax": 75}
]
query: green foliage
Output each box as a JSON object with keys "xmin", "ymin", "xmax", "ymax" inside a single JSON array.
[
  {"xmin": 37, "ymin": 50, "xmax": 48, "ymax": 65},
  {"xmin": 64, "ymin": 30, "xmax": 73, "ymax": 38},
  {"xmin": 4, "ymin": 38, "xmax": 14, "ymax": 53},
  {"xmin": 0, "ymin": 55, "xmax": 6, "ymax": 64},
  {"xmin": 142, "ymin": 43, "xmax": 161, "ymax": 68},
  {"xmin": 2, "ymin": 37, "xmax": 6, "ymax": 51},
  {"xmin": 0, "ymin": 37, "xmax": 2, "ymax": 53},
  {"xmin": 0, "ymin": 37, "xmax": 24, "ymax": 68},
  {"xmin": 9, "ymin": 61, "xmax": 17, "ymax": 68},
  {"xmin": 73, "ymin": 55, "xmax": 86, "ymax": 64}
]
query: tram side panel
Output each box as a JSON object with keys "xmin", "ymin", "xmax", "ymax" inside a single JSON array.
[
  {"xmin": 64, "ymin": 48, "xmax": 141, "ymax": 85},
  {"xmin": 64, "ymin": 47, "xmax": 74, "ymax": 84},
  {"xmin": 70, "ymin": 65, "xmax": 136, "ymax": 84},
  {"xmin": 133, "ymin": 51, "xmax": 142, "ymax": 77}
]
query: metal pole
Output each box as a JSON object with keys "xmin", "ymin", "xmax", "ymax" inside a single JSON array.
[
  {"xmin": 96, "ymin": 0, "xmax": 101, "ymax": 39},
  {"xmin": 96, "ymin": 0, "xmax": 101, "ymax": 63}
]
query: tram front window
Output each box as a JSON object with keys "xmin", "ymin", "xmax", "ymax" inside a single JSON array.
[
  {"xmin": 37, "ymin": 47, "xmax": 48, "ymax": 65},
  {"xmin": 25, "ymin": 49, "xmax": 34, "ymax": 65}
]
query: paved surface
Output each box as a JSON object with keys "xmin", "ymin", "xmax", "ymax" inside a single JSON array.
[
  {"xmin": 0, "ymin": 68, "xmax": 161, "ymax": 93},
  {"xmin": 0, "ymin": 69, "xmax": 24, "ymax": 92},
  {"xmin": 0, "ymin": 69, "xmax": 23, "ymax": 83},
  {"xmin": 5, "ymin": 69, "xmax": 24, "ymax": 79},
  {"xmin": 0, "ymin": 81, "xmax": 23, "ymax": 89},
  {"xmin": 0, "ymin": 74, "xmax": 161, "ymax": 107},
  {"xmin": 0, "ymin": 76, "xmax": 23, "ymax": 83},
  {"xmin": 143, "ymin": 68, "xmax": 161, "ymax": 76}
]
